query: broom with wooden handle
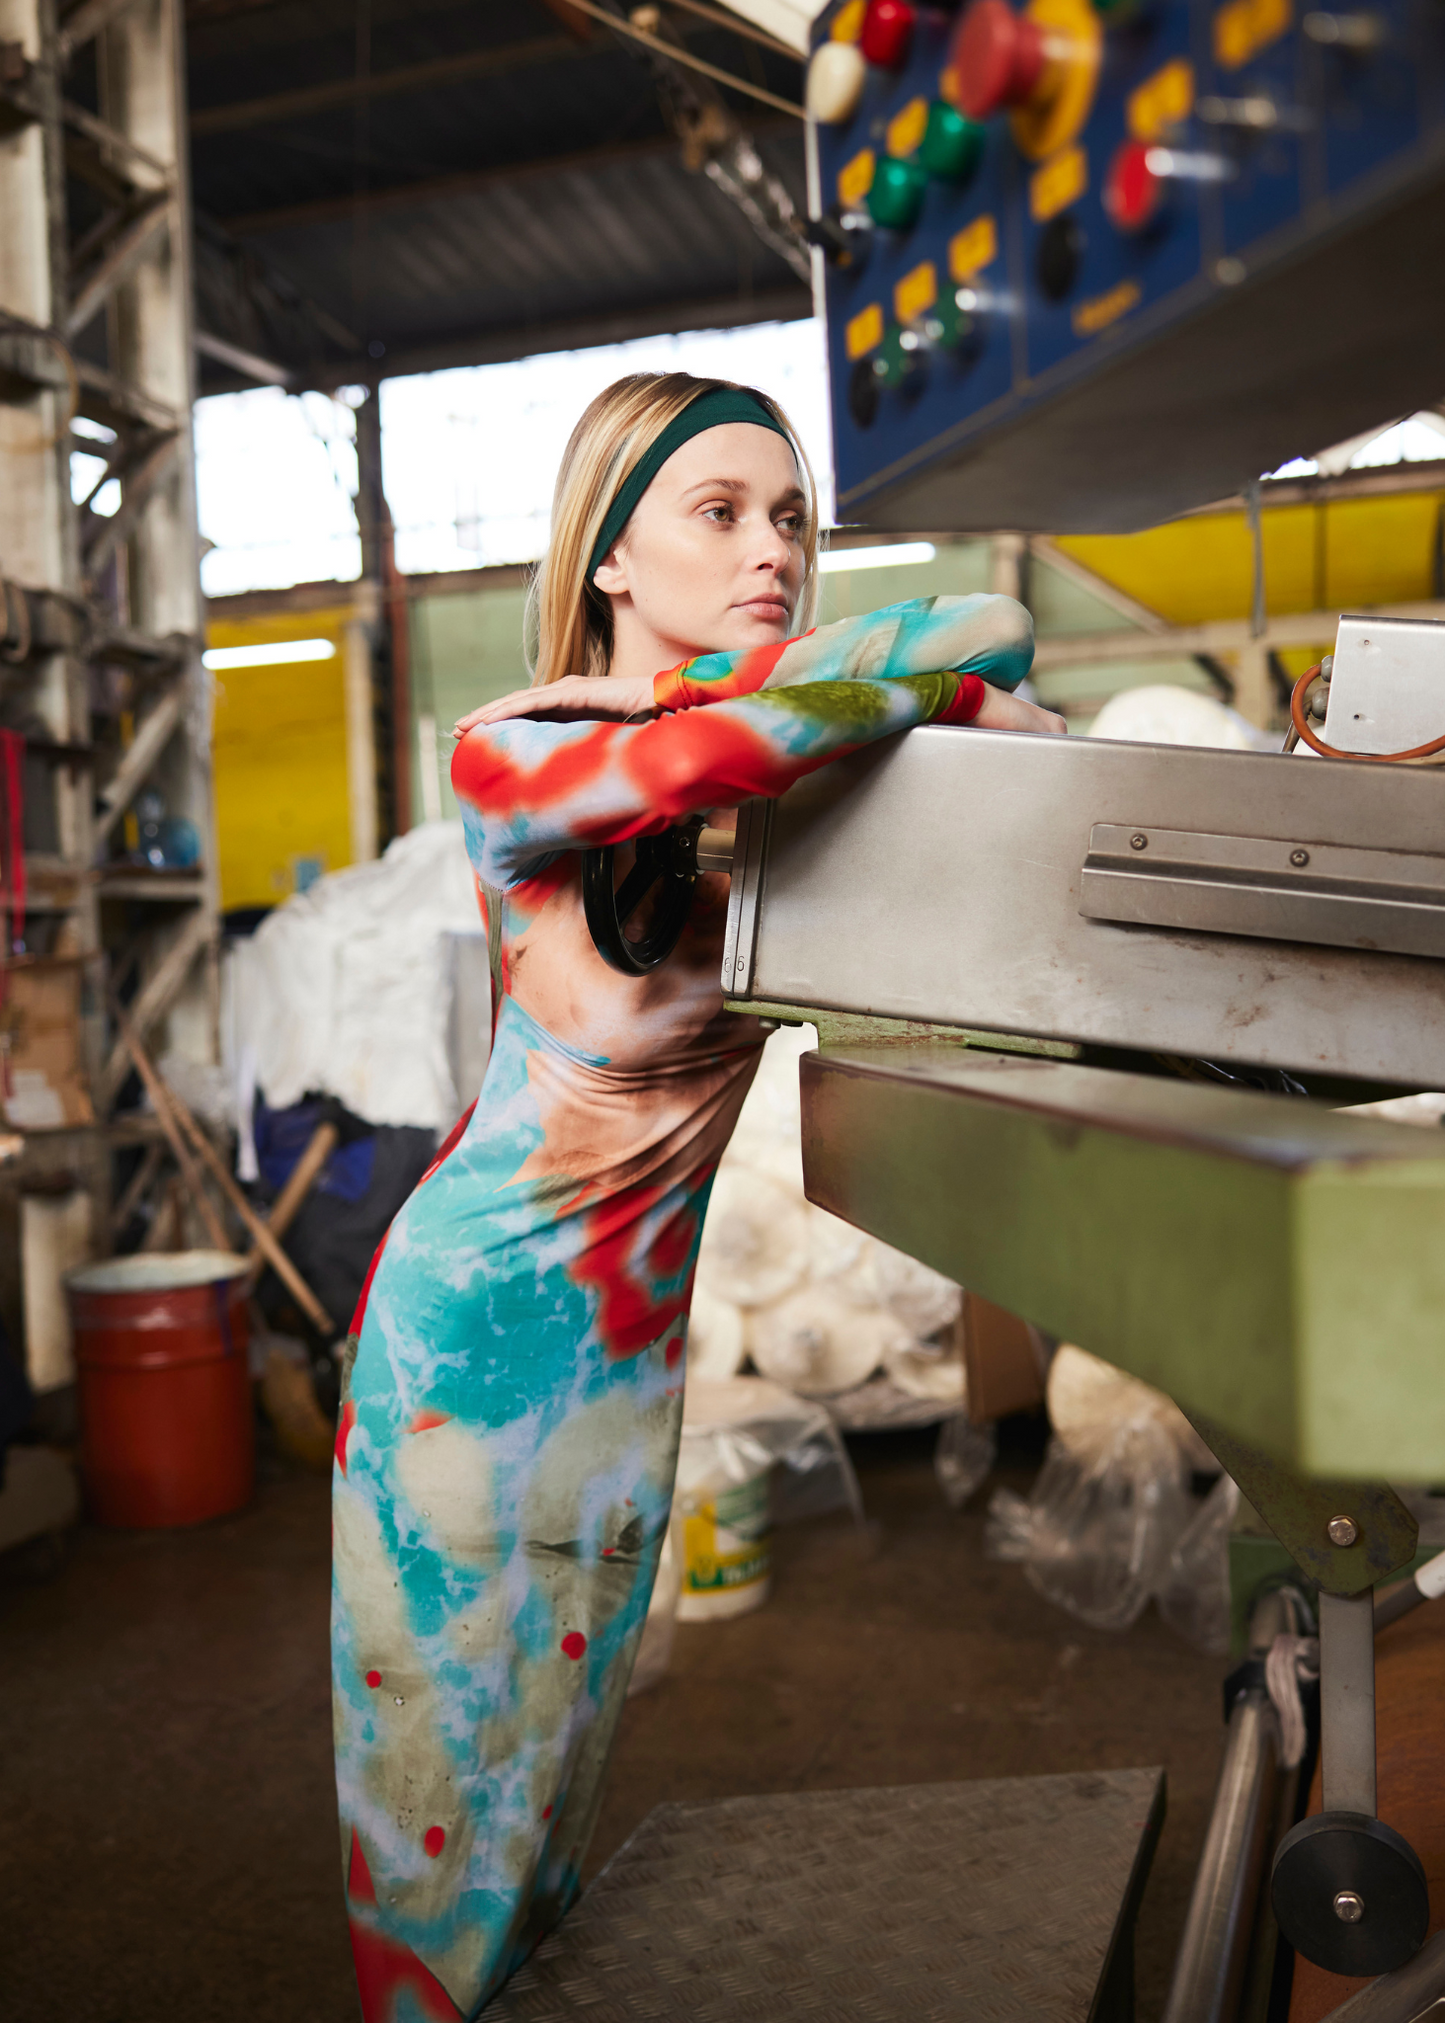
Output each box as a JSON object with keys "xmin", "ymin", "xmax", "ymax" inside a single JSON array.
[{"xmin": 110, "ymin": 999, "xmax": 336, "ymax": 1336}]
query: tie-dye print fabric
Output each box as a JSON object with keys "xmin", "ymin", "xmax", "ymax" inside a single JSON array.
[
  {"xmin": 652, "ymin": 592, "xmax": 1034, "ymax": 711},
  {"xmin": 331, "ymin": 593, "xmax": 1033, "ymax": 2021}
]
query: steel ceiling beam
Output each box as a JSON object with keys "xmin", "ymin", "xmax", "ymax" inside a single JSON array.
[
  {"xmin": 215, "ymin": 123, "xmax": 794, "ymax": 235},
  {"xmin": 189, "ymin": 32, "xmax": 586, "ymax": 137}
]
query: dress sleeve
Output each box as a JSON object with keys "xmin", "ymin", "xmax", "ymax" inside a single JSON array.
[
  {"xmin": 652, "ymin": 593, "xmax": 1034, "ymax": 710},
  {"xmin": 453, "ymin": 670, "xmax": 982, "ymax": 888}
]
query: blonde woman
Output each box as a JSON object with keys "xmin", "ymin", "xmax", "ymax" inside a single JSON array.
[{"xmin": 331, "ymin": 372, "xmax": 1061, "ymax": 2020}]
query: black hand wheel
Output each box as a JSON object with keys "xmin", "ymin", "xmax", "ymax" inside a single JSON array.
[
  {"xmin": 1272, "ymin": 1811, "xmax": 1429, "ymax": 1976},
  {"xmin": 582, "ymin": 819, "xmax": 703, "ymax": 977}
]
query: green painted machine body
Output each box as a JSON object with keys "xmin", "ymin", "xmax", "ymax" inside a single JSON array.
[{"xmin": 798, "ymin": 1044, "xmax": 1445, "ymax": 1482}]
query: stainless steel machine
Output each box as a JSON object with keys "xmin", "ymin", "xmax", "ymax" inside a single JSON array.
[{"xmin": 561, "ymin": 618, "xmax": 1445, "ymax": 2022}]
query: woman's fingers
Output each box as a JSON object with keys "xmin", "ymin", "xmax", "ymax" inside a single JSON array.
[
  {"xmin": 971, "ymin": 686, "xmax": 1068, "ymax": 736},
  {"xmin": 452, "ymin": 689, "xmax": 548, "ymax": 735},
  {"xmin": 452, "ymin": 682, "xmax": 583, "ymax": 735},
  {"xmin": 452, "ymin": 674, "xmax": 659, "ymax": 737}
]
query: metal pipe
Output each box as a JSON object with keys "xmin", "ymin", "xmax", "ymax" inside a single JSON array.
[
  {"xmin": 1161, "ymin": 1696, "xmax": 1280, "ymax": 2023},
  {"xmin": 1162, "ymin": 1589, "xmax": 1302, "ymax": 2023},
  {"xmin": 1320, "ymin": 1590, "xmax": 1377, "ymax": 1816},
  {"xmin": 1319, "ymin": 1929, "xmax": 1445, "ymax": 2022},
  {"xmin": 1236, "ymin": 1754, "xmax": 1305, "ymax": 2023},
  {"xmin": 1375, "ymin": 1547, "xmax": 1445, "ymax": 1633}
]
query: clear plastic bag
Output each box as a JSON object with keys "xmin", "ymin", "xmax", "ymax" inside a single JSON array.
[
  {"xmin": 629, "ymin": 1377, "xmax": 867, "ymax": 1686},
  {"xmin": 934, "ymin": 1413, "xmax": 998, "ymax": 1510},
  {"xmin": 683, "ymin": 1377, "xmax": 865, "ymax": 1529},
  {"xmin": 987, "ymin": 1418, "xmax": 1193, "ymax": 1633},
  {"xmin": 1157, "ymin": 1472, "xmax": 1239, "ymax": 1654}
]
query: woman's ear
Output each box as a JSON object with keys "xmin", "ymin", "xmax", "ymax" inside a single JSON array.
[{"xmin": 592, "ymin": 543, "xmax": 630, "ymax": 597}]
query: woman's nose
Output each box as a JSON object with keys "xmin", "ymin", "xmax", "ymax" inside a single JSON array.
[{"xmin": 750, "ymin": 520, "xmax": 792, "ymax": 573}]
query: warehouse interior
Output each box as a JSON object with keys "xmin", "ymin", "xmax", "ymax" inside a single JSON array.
[{"xmin": 3, "ymin": 2, "xmax": 1445, "ymax": 2021}]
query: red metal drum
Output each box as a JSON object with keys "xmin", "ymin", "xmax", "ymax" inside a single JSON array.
[{"xmin": 67, "ymin": 1251, "xmax": 253, "ymax": 1528}]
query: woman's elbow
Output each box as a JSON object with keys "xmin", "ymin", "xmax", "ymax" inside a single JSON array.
[{"xmin": 974, "ymin": 594, "xmax": 1035, "ymax": 684}]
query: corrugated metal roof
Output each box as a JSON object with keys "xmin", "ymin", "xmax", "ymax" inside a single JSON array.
[{"xmin": 183, "ymin": 0, "xmax": 811, "ymax": 390}]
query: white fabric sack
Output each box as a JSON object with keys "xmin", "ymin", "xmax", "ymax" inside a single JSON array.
[{"xmin": 225, "ymin": 822, "xmax": 480, "ymax": 1131}]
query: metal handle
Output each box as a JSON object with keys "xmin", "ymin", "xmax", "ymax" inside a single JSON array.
[
  {"xmin": 695, "ymin": 825, "xmax": 735, "ymax": 874},
  {"xmin": 581, "ymin": 818, "xmax": 733, "ymax": 977},
  {"xmin": 1081, "ymin": 821, "xmax": 1445, "ymax": 960}
]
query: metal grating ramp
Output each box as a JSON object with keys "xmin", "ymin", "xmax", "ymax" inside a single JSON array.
[{"xmin": 485, "ymin": 1767, "xmax": 1166, "ymax": 2021}]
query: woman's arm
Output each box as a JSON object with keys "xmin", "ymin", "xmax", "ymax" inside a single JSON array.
[
  {"xmin": 450, "ymin": 594, "xmax": 1036, "ymax": 738},
  {"xmin": 453, "ymin": 670, "xmax": 984, "ymax": 888},
  {"xmin": 652, "ymin": 593, "xmax": 1034, "ymax": 709}
]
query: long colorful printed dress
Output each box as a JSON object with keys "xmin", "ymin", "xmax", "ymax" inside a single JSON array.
[{"xmin": 331, "ymin": 593, "xmax": 1034, "ymax": 2021}]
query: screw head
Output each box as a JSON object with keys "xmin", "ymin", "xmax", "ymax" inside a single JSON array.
[
  {"xmin": 1327, "ymin": 1514, "xmax": 1359, "ymax": 1548},
  {"xmin": 1333, "ymin": 1890, "xmax": 1365, "ymax": 1924},
  {"xmin": 1130, "ymin": 833, "xmax": 1148, "ymax": 851},
  {"xmin": 1290, "ymin": 848, "xmax": 1310, "ymax": 867}
]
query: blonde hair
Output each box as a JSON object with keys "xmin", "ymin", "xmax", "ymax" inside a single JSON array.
[{"xmin": 525, "ymin": 371, "xmax": 819, "ymax": 687}]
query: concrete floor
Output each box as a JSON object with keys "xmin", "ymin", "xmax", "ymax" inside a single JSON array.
[{"xmin": 0, "ymin": 1426, "xmax": 1224, "ymax": 2023}]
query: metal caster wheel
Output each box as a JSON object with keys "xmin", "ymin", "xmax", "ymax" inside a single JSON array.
[{"xmin": 1272, "ymin": 1810, "xmax": 1429, "ymax": 1976}]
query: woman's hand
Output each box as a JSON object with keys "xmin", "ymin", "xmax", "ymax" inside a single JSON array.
[
  {"xmin": 453, "ymin": 673, "xmax": 658, "ymax": 737},
  {"xmin": 971, "ymin": 685, "xmax": 1068, "ymax": 736}
]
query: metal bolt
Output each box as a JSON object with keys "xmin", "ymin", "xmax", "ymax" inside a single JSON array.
[
  {"xmin": 1130, "ymin": 833, "xmax": 1148, "ymax": 851},
  {"xmin": 1290, "ymin": 848, "xmax": 1310, "ymax": 867},
  {"xmin": 1327, "ymin": 1514, "xmax": 1359, "ymax": 1548},
  {"xmin": 1333, "ymin": 1890, "xmax": 1365, "ymax": 1924}
]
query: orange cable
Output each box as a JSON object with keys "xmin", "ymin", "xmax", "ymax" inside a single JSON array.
[{"xmin": 1289, "ymin": 662, "xmax": 1445, "ymax": 765}]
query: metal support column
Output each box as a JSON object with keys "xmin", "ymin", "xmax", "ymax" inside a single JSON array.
[{"xmin": 0, "ymin": 0, "xmax": 219, "ymax": 1329}]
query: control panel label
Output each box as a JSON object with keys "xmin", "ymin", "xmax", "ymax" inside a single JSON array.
[
  {"xmin": 1072, "ymin": 279, "xmax": 1142, "ymax": 337},
  {"xmin": 845, "ymin": 303, "xmax": 883, "ymax": 360},
  {"xmin": 886, "ymin": 96, "xmax": 929, "ymax": 161},
  {"xmin": 830, "ymin": 0, "xmax": 864, "ymax": 42},
  {"xmin": 894, "ymin": 261, "xmax": 938, "ymax": 326},
  {"xmin": 1127, "ymin": 58, "xmax": 1194, "ymax": 141},
  {"xmin": 949, "ymin": 214, "xmax": 998, "ymax": 282},
  {"xmin": 1030, "ymin": 145, "xmax": 1088, "ymax": 222},
  {"xmin": 837, "ymin": 148, "xmax": 875, "ymax": 210},
  {"xmin": 1214, "ymin": 0, "xmax": 1292, "ymax": 71}
]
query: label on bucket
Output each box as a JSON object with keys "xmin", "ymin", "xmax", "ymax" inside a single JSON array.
[{"xmin": 682, "ymin": 1475, "xmax": 770, "ymax": 1597}]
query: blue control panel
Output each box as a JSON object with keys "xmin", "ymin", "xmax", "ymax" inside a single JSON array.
[{"xmin": 810, "ymin": 0, "xmax": 1445, "ymax": 530}]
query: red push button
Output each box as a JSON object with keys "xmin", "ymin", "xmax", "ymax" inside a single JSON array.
[
  {"xmin": 1104, "ymin": 137, "xmax": 1166, "ymax": 232},
  {"xmin": 950, "ymin": 0, "xmax": 1046, "ymax": 119},
  {"xmin": 860, "ymin": 0, "xmax": 916, "ymax": 68}
]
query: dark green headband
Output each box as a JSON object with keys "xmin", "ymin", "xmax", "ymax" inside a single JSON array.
[{"xmin": 587, "ymin": 387, "xmax": 792, "ymax": 582}]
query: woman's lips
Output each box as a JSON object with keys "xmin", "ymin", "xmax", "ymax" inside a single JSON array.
[{"xmin": 735, "ymin": 597, "xmax": 789, "ymax": 619}]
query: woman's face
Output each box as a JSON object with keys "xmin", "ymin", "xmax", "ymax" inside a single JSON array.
[{"xmin": 594, "ymin": 422, "xmax": 808, "ymax": 659}]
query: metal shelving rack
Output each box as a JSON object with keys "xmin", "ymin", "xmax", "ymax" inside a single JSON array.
[{"xmin": 0, "ymin": 0, "xmax": 217, "ymax": 1311}]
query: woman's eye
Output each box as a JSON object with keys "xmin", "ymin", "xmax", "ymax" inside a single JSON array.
[
  {"xmin": 776, "ymin": 515, "xmax": 802, "ymax": 538},
  {"xmin": 703, "ymin": 504, "xmax": 734, "ymax": 524}
]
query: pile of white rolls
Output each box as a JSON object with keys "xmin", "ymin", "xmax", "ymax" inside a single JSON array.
[{"xmin": 691, "ymin": 1026, "xmax": 966, "ymax": 1405}]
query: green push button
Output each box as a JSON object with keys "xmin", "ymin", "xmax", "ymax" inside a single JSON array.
[
  {"xmin": 922, "ymin": 100, "xmax": 984, "ymax": 184},
  {"xmin": 873, "ymin": 321, "xmax": 924, "ymax": 389},
  {"xmin": 927, "ymin": 285, "xmax": 982, "ymax": 353},
  {"xmin": 867, "ymin": 154, "xmax": 928, "ymax": 231}
]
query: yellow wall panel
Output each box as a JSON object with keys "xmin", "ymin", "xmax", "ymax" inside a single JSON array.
[
  {"xmin": 1057, "ymin": 492, "xmax": 1444, "ymax": 627},
  {"xmin": 1321, "ymin": 495, "xmax": 1442, "ymax": 610},
  {"xmin": 207, "ymin": 605, "xmax": 353, "ymax": 912}
]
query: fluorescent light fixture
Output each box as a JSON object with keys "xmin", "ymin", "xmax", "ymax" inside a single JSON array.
[
  {"xmin": 818, "ymin": 541, "xmax": 936, "ymax": 574},
  {"xmin": 202, "ymin": 638, "xmax": 336, "ymax": 670}
]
